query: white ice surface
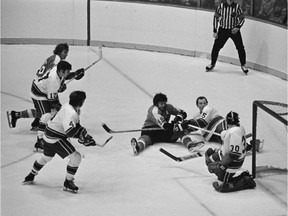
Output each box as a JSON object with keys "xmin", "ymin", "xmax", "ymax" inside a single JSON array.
[{"xmin": 1, "ymin": 45, "xmax": 287, "ymax": 216}]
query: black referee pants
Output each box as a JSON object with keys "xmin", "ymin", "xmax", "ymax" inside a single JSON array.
[{"xmin": 210, "ymin": 27, "xmax": 246, "ymax": 66}]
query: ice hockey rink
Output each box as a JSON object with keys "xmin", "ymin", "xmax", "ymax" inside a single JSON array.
[{"xmin": 1, "ymin": 44, "xmax": 287, "ymax": 216}]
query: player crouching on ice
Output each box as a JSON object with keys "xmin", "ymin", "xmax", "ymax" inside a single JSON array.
[
  {"xmin": 23, "ymin": 90, "xmax": 96, "ymax": 193},
  {"xmin": 205, "ymin": 111, "xmax": 256, "ymax": 192}
]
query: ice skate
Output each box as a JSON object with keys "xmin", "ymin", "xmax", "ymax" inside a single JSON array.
[
  {"xmin": 6, "ymin": 110, "xmax": 20, "ymax": 128},
  {"xmin": 63, "ymin": 178, "xmax": 78, "ymax": 193},
  {"xmin": 131, "ymin": 138, "xmax": 140, "ymax": 156},
  {"xmin": 30, "ymin": 118, "xmax": 40, "ymax": 131},
  {"xmin": 34, "ymin": 138, "xmax": 44, "ymax": 152},
  {"xmin": 188, "ymin": 141, "xmax": 205, "ymax": 152},
  {"xmin": 205, "ymin": 64, "xmax": 215, "ymax": 72},
  {"xmin": 241, "ymin": 65, "xmax": 249, "ymax": 75},
  {"xmin": 22, "ymin": 172, "xmax": 35, "ymax": 185}
]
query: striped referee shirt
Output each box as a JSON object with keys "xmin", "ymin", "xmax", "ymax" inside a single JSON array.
[{"xmin": 213, "ymin": 2, "xmax": 245, "ymax": 33}]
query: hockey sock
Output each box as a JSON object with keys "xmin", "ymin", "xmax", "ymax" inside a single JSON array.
[
  {"xmin": 66, "ymin": 166, "xmax": 78, "ymax": 181},
  {"xmin": 20, "ymin": 109, "xmax": 36, "ymax": 118}
]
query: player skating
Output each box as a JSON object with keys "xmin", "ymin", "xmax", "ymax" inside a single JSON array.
[
  {"xmin": 30, "ymin": 60, "xmax": 84, "ymax": 151},
  {"xmin": 7, "ymin": 43, "xmax": 84, "ymax": 131},
  {"xmin": 23, "ymin": 91, "xmax": 96, "ymax": 193},
  {"xmin": 205, "ymin": 111, "xmax": 256, "ymax": 192},
  {"xmin": 130, "ymin": 93, "xmax": 187, "ymax": 155}
]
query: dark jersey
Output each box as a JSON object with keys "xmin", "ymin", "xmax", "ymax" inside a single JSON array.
[{"xmin": 143, "ymin": 104, "xmax": 182, "ymax": 129}]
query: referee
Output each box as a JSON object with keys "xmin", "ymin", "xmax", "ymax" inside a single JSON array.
[{"xmin": 206, "ymin": 0, "xmax": 249, "ymax": 74}]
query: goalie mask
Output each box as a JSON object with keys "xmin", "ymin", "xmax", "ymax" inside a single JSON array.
[{"xmin": 226, "ymin": 111, "xmax": 240, "ymax": 126}]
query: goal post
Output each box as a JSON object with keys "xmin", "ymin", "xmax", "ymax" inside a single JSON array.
[{"xmin": 251, "ymin": 100, "xmax": 288, "ymax": 178}]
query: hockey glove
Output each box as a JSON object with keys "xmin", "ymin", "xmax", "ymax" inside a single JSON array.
[
  {"xmin": 50, "ymin": 99, "xmax": 62, "ymax": 111},
  {"xmin": 171, "ymin": 110, "xmax": 187, "ymax": 124},
  {"xmin": 74, "ymin": 68, "xmax": 85, "ymax": 80},
  {"xmin": 58, "ymin": 83, "xmax": 67, "ymax": 93},
  {"xmin": 78, "ymin": 129, "xmax": 96, "ymax": 146},
  {"xmin": 163, "ymin": 123, "xmax": 185, "ymax": 132},
  {"xmin": 205, "ymin": 148, "xmax": 216, "ymax": 166}
]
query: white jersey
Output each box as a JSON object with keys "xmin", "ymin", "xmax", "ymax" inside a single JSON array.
[
  {"xmin": 193, "ymin": 105, "xmax": 220, "ymax": 127},
  {"xmin": 30, "ymin": 66, "xmax": 62, "ymax": 101},
  {"xmin": 44, "ymin": 103, "xmax": 80, "ymax": 143},
  {"xmin": 221, "ymin": 125, "xmax": 247, "ymax": 160}
]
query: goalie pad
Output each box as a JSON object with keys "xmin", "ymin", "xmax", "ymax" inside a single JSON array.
[{"xmin": 213, "ymin": 171, "xmax": 256, "ymax": 192}]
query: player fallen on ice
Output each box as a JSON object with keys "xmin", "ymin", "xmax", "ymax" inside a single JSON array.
[
  {"xmin": 180, "ymin": 96, "xmax": 227, "ymax": 152},
  {"xmin": 23, "ymin": 91, "xmax": 96, "ymax": 193},
  {"xmin": 205, "ymin": 111, "xmax": 256, "ymax": 192},
  {"xmin": 7, "ymin": 43, "xmax": 84, "ymax": 131},
  {"xmin": 180, "ymin": 96, "xmax": 263, "ymax": 153},
  {"xmin": 131, "ymin": 93, "xmax": 188, "ymax": 156}
]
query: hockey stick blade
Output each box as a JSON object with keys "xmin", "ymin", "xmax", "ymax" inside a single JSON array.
[
  {"xmin": 159, "ymin": 148, "xmax": 202, "ymax": 162},
  {"xmin": 96, "ymin": 136, "xmax": 113, "ymax": 148},
  {"xmin": 102, "ymin": 123, "xmax": 163, "ymax": 134},
  {"xmin": 6, "ymin": 111, "xmax": 13, "ymax": 128}
]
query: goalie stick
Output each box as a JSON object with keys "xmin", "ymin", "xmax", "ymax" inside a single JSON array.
[
  {"xmin": 159, "ymin": 148, "xmax": 202, "ymax": 162},
  {"xmin": 102, "ymin": 123, "xmax": 164, "ymax": 134},
  {"xmin": 66, "ymin": 46, "xmax": 103, "ymax": 85}
]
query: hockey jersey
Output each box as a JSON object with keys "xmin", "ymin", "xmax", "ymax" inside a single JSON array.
[
  {"xmin": 30, "ymin": 65, "xmax": 62, "ymax": 102},
  {"xmin": 192, "ymin": 105, "xmax": 220, "ymax": 126},
  {"xmin": 44, "ymin": 103, "xmax": 80, "ymax": 143},
  {"xmin": 36, "ymin": 54, "xmax": 61, "ymax": 78},
  {"xmin": 143, "ymin": 104, "xmax": 182, "ymax": 129},
  {"xmin": 220, "ymin": 125, "xmax": 247, "ymax": 171}
]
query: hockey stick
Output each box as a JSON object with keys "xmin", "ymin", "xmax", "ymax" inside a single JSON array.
[
  {"xmin": 65, "ymin": 46, "xmax": 103, "ymax": 84},
  {"xmin": 188, "ymin": 124, "xmax": 221, "ymax": 136},
  {"xmin": 159, "ymin": 148, "xmax": 202, "ymax": 162},
  {"xmin": 96, "ymin": 136, "xmax": 113, "ymax": 148},
  {"xmin": 188, "ymin": 124, "xmax": 253, "ymax": 139},
  {"xmin": 102, "ymin": 123, "xmax": 164, "ymax": 134}
]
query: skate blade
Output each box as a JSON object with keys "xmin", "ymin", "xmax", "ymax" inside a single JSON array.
[
  {"xmin": 63, "ymin": 188, "xmax": 78, "ymax": 193},
  {"xmin": 130, "ymin": 138, "xmax": 138, "ymax": 156},
  {"xmin": 6, "ymin": 111, "xmax": 13, "ymax": 128},
  {"xmin": 22, "ymin": 181, "xmax": 34, "ymax": 185}
]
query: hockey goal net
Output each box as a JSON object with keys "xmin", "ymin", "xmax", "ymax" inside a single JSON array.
[{"xmin": 251, "ymin": 100, "xmax": 288, "ymax": 178}]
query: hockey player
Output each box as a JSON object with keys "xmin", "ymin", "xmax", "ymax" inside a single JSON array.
[
  {"xmin": 131, "ymin": 93, "xmax": 187, "ymax": 156},
  {"xmin": 31, "ymin": 60, "xmax": 84, "ymax": 151},
  {"xmin": 7, "ymin": 43, "xmax": 84, "ymax": 130},
  {"xmin": 23, "ymin": 90, "xmax": 96, "ymax": 193},
  {"xmin": 205, "ymin": 111, "xmax": 256, "ymax": 192},
  {"xmin": 181, "ymin": 96, "xmax": 227, "ymax": 152}
]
